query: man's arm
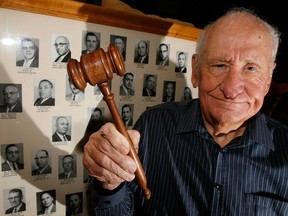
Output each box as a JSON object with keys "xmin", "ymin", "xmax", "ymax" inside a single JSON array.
[{"xmin": 83, "ymin": 123, "xmax": 140, "ymax": 214}]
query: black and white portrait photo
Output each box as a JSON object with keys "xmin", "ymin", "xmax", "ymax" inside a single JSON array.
[
  {"xmin": 175, "ymin": 51, "xmax": 188, "ymax": 73},
  {"xmin": 52, "ymin": 34, "xmax": 71, "ymax": 63},
  {"xmin": 66, "ymin": 76, "xmax": 85, "ymax": 102},
  {"xmin": 156, "ymin": 43, "xmax": 170, "ymax": 66},
  {"xmin": 1, "ymin": 143, "xmax": 24, "ymax": 172},
  {"xmin": 119, "ymin": 72, "xmax": 135, "ymax": 96},
  {"xmin": 58, "ymin": 154, "xmax": 77, "ymax": 180},
  {"xmin": 31, "ymin": 149, "xmax": 52, "ymax": 176},
  {"xmin": 142, "ymin": 74, "xmax": 157, "ymax": 97},
  {"xmin": 120, "ymin": 103, "xmax": 134, "ymax": 128},
  {"xmin": 34, "ymin": 78, "xmax": 55, "ymax": 106},
  {"xmin": 82, "ymin": 31, "xmax": 101, "ymax": 55},
  {"xmin": 134, "ymin": 40, "xmax": 149, "ymax": 64},
  {"xmin": 52, "ymin": 116, "xmax": 72, "ymax": 142},
  {"xmin": 65, "ymin": 192, "xmax": 83, "ymax": 216},
  {"xmin": 16, "ymin": 37, "xmax": 39, "ymax": 68},
  {"xmin": 3, "ymin": 187, "xmax": 26, "ymax": 214},
  {"xmin": 110, "ymin": 34, "xmax": 127, "ymax": 61},
  {"xmin": 162, "ymin": 81, "xmax": 176, "ymax": 102},
  {"xmin": 36, "ymin": 190, "xmax": 56, "ymax": 215},
  {"xmin": 0, "ymin": 83, "xmax": 22, "ymax": 113}
]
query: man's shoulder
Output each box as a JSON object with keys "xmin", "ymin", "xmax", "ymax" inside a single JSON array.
[
  {"xmin": 141, "ymin": 100, "xmax": 197, "ymax": 120},
  {"xmin": 263, "ymin": 114, "xmax": 288, "ymax": 132},
  {"xmin": 0, "ymin": 105, "xmax": 7, "ymax": 112},
  {"xmin": 18, "ymin": 162, "xmax": 24, "ymax": 169},
  {"xmin": 65, "ymin": 93, "xmax": 72, "ymax": 99},
  {"xmin": 16, "ymin": 59, "xmax": 25, "ymax": 66},
  {"xmin": 2, "ymin": 161, "xmax": 8, "ymax": 166},
  {"xmin": 5, "ymin": 206, "xmax": 13, "ymax": 214}
]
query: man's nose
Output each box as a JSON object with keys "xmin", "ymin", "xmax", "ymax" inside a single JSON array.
[{"xmin": 220, "ymin": 68, "xmax": 244, "ymax": 99}]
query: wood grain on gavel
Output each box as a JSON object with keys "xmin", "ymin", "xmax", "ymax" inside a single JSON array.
[{"xmin": 66, "ymin": 43, "xmax": 151, "ymax": 200}]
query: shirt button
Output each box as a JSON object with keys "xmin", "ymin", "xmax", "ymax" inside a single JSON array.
[
  {"xmin": 215, "ymin": 184, "xmax": 222, "ymax": 191},
  {"xmin": 221, "ymin": 148, "xmax": 227, "ymax": 153}
]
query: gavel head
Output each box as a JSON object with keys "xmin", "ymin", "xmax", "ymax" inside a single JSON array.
[{"xmin": 67, "ymin": 43, "xmax": 125, "ymax": 90}]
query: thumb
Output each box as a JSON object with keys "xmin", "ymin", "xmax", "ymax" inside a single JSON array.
[{"xmin": 127, "ymin": 129, "xmax": 140, "ymax": 153}]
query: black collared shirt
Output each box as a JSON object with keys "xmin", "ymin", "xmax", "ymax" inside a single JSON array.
[{"xmin": 89, "ymin": 99, "xmax": 288, "ymax": 215}]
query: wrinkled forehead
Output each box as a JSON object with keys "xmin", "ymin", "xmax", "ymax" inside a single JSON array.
[
  {"xmin": 5, "ymin": 85, "xmax": 18, "ymax": 92},
  {"xmin": 9, "ymin": 192, "xmax": 20, "ymax": 197},
  {"xmin": 57, "ymin": 117, "xmax": 68, "ymax": 124},
  {"xmin": 208, "ymin": 13, "xmax": 270, "ymax": 42},
  {"xmin": 56, "ymin": 36, "xmax": 68, "ymax": 43},
  {"xmin": 36, "ymin": 150, "xmax": 47, "ymax": 157},
  {"xmin": 22, "ymin": 40, "xmax": 34, "ymax": 46},
  {"xmin": 202, "ymin": 14, "xmax": 273, "ymax": 58},
  {"xmin": 7, "ymin": 146, "xmax": 18, "ymax": 152}
]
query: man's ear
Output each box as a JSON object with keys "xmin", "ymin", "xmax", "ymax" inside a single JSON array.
[
  {"xmin": 191, "ymin": 54, "xmax": 199, "ymax": 88},
  {"xmin": 264, "ymin": 77, "xmax": 272, "ymax": 95},
  {"xmin": 264, "ymin": 63, "xmax": 276, "ymax": 95}
]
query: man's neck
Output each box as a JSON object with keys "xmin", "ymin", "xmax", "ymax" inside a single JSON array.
[
  {"xmin": 203, "ymin": 119, "xmax": 247, "ymax": 148},
  {"xmin": 39, "ymin": 164, "xmax": 49, "ymax": 173}
]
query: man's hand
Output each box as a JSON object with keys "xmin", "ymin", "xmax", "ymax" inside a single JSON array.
[{"xmin": 83, "ymin": 122, "xmax": 140, "ymax": 190}]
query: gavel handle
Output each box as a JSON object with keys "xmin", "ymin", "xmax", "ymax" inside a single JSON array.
[{"xmin": 98, "ymin": 82, "xmax": 151, "ymax": 200}]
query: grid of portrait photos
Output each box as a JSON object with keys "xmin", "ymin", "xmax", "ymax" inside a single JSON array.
[{"xmin": 0, "ymin": 8, "xmax": 198, "ymax": 215}]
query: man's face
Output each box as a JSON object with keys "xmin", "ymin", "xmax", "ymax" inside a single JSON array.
[
  {"xmin": 146, "ymin": 76, "xmax": 155, "ymax": 90},
  {"xmin": 35, "ymin": 151, "xmax": 48, "ymax": 168},
  {"xmin": 6, "ymin": 146, "xmax": 19, "ymax": 163},
  {"xmin": 38, "ymin": 81, "xmax": 52, "ymax": 99},
  {"xmin": 184, "ymin": 88, "xmax": 191, "ymax": 99},
  {"xmin": 159, "ymin": 45, "xmax": 168, "ymax": 61},
  {"xmin": 192, "ymin": 16, "xmax": 274, "ymax": 128},
  {"xmin": 8, "ymin": 192, "xmax": 22, "ymax": 207},
  {"xmin": 122, "ymin": 106, "xmax": 131, "ymax": 121},
  {"xmin": 54, "ymin": 36, "xmax": 69, "ymax": 56},
  {"xmin": 178, "ymin": 54, "xmax": 186, "ymax": 68},
  {"xmin": 86, "ymin": 35, "xmax": 98, "ymax": 53},
  {"xmin": 166, "ymin": 83, "xmax": 174, "ymax": 97},
  {"xmin": 21, "ymin": 40, "xmax": 36, "ymax": 60},
  {"xmin": 114, "ymin": 38, "xmax": 124, "ymax": 52},
  {"xmin": 69, "ymin": 82, "xmax": 81, "ymax": 95},
  {"xmin": 123, "ymin": 75, "xmax": 133, "ymax": 89},
  {"xmin": 137, "ymin": 41, "xmax": 148, "ymax": 57},
  {"xmin": 56, "ymin": 117, "xmax": 69, "ymax": 135},
  {"xmin": 63, "ymin": 156, "xmax": 73, "ymax": 173},
  {"xmin": 91, "ymin": 110, "xmax": 101, "ymax": 121},
  {"xmin": 4, "ymin": 86, "xmax": 19, "ymax": 106},
  {"xmin": 69, "ymin": 194, "xmax": 81, "ymax": 209}
]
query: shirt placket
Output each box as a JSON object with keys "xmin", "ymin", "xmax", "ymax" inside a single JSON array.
[{"xmin": 211, "ymin": 148, "xmax": 226, "ymax": 215}]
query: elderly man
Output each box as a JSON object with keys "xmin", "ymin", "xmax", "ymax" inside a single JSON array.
[
  {"xmin": 34, "ymin": 79, "xmax": 55, "ymax": 106},
  {"xmin": 52, "ymin": 116, "xmax": 71, "ymax": 142},
  {"xmin": 32, "ymin": 149, "xmax": 52, "ymax": 175},
  {"xmin": 1, "ymin": 144, "xmax": 24, "ymax": 172},
  {"xmin": 5, "ymin": 188, "xmax": 26, "ymax": 213},
  {"xmin": 59, "ymin": 155, "xmax": 76, "ymax": 179},
  {"xmin": 82, "ymin": 8, "xmax": 288, "ymax": 215},
  {"xmin": 0, "ymin": 84, "xmax": 22, "ymax": 113},
  {"xmin": 66, "ymin": 193, "xmax": 83, "ymax": 215},
  {"xmin": 16, "ymin": 38, "xmax": 39, "ymax": 68},
  {"xmin": 54, "ymin": 35, "xmax": 71, "ymax": 63}
]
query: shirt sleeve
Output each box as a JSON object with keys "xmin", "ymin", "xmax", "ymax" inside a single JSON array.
[{"xmin": 87, "ymin": 178, "xmax": 135, "ymax": 215}]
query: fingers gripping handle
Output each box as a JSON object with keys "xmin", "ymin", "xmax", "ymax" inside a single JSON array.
[{"xmin": 67, "ymin": 43, "xmax": 151, "ymax": 199}]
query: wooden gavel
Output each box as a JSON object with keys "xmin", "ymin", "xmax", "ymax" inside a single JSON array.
[{"xmin": 67, "ymin": 43, "xmax": 151, "ymax": 200}]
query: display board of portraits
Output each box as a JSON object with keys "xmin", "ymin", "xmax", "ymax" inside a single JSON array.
[{"xmin": 0, "ymin": 7, "xmax": 198, "ymax": 215}]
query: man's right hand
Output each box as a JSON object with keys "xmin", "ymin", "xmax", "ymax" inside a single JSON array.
[{"xmin": 83, "ymin": 122, "xmax": 140, "ymax": 190}]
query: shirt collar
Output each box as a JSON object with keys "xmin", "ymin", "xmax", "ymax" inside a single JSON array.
[
  {"xmin": 241, "ymin": 113, "xmax": 274, "ymax": 150},
  {"xmin": 176, "ymin": 99, "xmax": 274, "ymax": 150},
  {"xmin": 176, "ymin": 99, "xmax": 204, "ymax": 134},
  {"xmin": 14, "ymin": 202, "xmax": 23, "ymax": 211},
  {"xmin": 56, "ymin": 132, "xmax": 66, "ymax": 140}
]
